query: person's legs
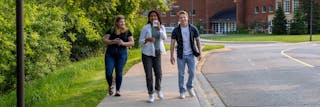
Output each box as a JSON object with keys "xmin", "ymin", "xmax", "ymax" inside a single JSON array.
[
  {"xmin": 114, "ymin": 49, "xmax": 128, "ymax": 96},
  {"xmin": 153, "ymin": 50, "xmax": 163, "ymax": 99},
  {"xmin": 186, "ymin": 54, "xmax": 196, "ymax": 97},
  {"xmin": 153, "ymin": 50, "xmax": 162, "ymax": 91},
  {"xmin": 186, "ymin": 54, "xmax": 196, "ymax": 90},
  {"xmin": 142, "ymin": 54, "xmax": 154, "ymax": 95},
  {"xmin": 142, "ymin": 54, "xmax": 155, "ymax": 102},
  {"xmin": 105, "ymin": 49, "xmax": 115, "ymax": 95},
  {"xmin": 177, "ymin": 56, "xmax": 186, "ymax": 95}
]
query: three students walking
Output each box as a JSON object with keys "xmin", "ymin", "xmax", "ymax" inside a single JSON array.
[{"xmin": 103, "ymin": 10, "xmax": 202, "ymax": 103}]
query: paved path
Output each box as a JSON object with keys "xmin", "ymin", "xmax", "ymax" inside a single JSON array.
[{"xmin": 97, "ymin": 51, "xmax": 220, "ymax": 107}]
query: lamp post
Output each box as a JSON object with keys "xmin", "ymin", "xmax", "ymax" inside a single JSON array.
[
  {"xmin": 16, "ymin": 0, "xmax": 24, "ymax": 107},
  {"xmin": 310, "ymin": 0, "xmax": 313, "ymax": 41}
]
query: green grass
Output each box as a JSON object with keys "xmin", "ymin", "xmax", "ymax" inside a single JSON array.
[
  {"xmin": 202, "ymin": 44, "xmax": 224, "ymax": 52},
  {"xmin": 0, "ymin": 48, "xmax": 141, "ymax": 107},
  {"xmin": 203, "ymin": 34, "xmax": 320, "ymax": 42}
]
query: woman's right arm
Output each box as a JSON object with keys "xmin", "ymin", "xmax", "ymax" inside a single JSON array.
[{"xmin": 103, "ymin": 34, "xmax": 116, "ymax": 45}]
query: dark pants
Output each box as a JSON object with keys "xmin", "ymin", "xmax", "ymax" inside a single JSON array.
[
  {"xmin": 105, "ymin": 47, "xmax": 128, "ymax": 91},
  {"xmin": 142, "ymin": 50, "xmax": 162, "ymax": 94}
]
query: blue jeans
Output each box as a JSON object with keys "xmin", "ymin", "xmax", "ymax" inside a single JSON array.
[
  {"xmin": 177, "ymin": 54, "xmax": 196, "ymax": 94},
  {"xmin": 105, "ymin": 47, "xmax": 128, "ymax": 91}
]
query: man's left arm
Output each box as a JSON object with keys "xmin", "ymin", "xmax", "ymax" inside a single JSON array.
[{"xmin": 195, "ymin": 36, "xmax": 202, "ymax": 61}]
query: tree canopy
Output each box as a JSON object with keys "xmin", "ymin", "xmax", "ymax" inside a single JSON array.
[{"xmin": 0, "ymin": 0, "xmax": 174, "ymax": 95}]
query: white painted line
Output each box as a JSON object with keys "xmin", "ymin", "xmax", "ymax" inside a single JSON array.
[{"xmin": 281, "ymin": 48, "xmax": 315, "ymax": 68}]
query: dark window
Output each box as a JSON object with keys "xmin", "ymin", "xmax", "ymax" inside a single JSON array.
[
  {"xmin": 269, "ymin": 6, "xmax": 274, "ymax": 13},
  {"xmin": 255, "ymin": 6, "xmax": 259, "ymax": 14},
  {"xmin": 170, "ymin": 11, "xmax": 175, "ymax": 16},
  {"xmin": 262, "ymin": 6, "xmax": 266, "ymax": 13}
]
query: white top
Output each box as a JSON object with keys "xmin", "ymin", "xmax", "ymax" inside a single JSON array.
[
  {"xmin": 139, "ymin": 24, "xmax": 167, "ymax": 57},
  {"xmin": 181, "ymin": 26, "xmax": 192, "ymax": 55}
]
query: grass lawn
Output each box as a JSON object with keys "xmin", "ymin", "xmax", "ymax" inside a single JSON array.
[
  {"xmin": 202, "ymin": 34, "xmax": 320, "ymax": 42},
  {"xmin": 0, "ymin": 44, "xmax": 223, "ymax": 107},
  {"xmin": 202, "ymin": 44, "xmax": 224, "ymax": 51},
  {"xmin": 0, "ymin": 49, "xmax": 141, "ymax": 107}
]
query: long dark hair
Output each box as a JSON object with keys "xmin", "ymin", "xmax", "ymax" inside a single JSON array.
[{"xmin": 147, "ymin": 10, "xmax": 162, "ymax": 25}]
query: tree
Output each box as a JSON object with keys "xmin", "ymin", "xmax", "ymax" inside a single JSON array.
[
  {"xmin": 290, "ymin": 8, "xmax": 307, "ymax": 35},
  {"xmin": 272, "ymin": 5, "xmax": 287, "ymax": 34},
  {"xmin": 302, "ymin": 0, "xmax": 320, "ymax": 34},
  {"xmin": 0, "ymin": 0, "xmax": 174, "ymax": 94},
  {"xmin": 0, "ymin": 1, "xmax": 71, "ymax": 94}
]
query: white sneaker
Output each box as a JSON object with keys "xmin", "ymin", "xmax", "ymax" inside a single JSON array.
[
  {"xmin": 148, "ymin": 94, "xmax": 154, "ymax": 103},
  {"xmin": 180, "ymin": 93, "xmax": 185, "ymax": 99},
  {"xmin": 157, "ymin": 91, "xmax": 164, "ymax": 100},
  {"xmin": 188, "ymin": 88, "xmax": 196, "ymax": 97}
]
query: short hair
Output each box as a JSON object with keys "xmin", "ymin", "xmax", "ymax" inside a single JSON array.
[{"xmin": 177, "ymin": 10, "xmax": 189, "ymax": 17}]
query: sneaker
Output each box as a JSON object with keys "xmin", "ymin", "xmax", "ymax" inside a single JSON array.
[
  {"xmin": 114, "ymin": 91, "xmax": 121, "ymax": 97},
  {"xmin": 188, "ymin": 88, "xmax": 195, "ymax": 97},
  {"xmin": 148, "ymin": 94, "xmax": 154, "ymax": 103},
  {"xmin": 157, "ymin": 91, "xmax": 164, "ymax": 100},
  {"xmin": 180, "ymin": 93, "xmax": 185, "ymax": 99},
  {"xmin": 108, "ymin": 86, "xmax": 114, "ymax": 96}
]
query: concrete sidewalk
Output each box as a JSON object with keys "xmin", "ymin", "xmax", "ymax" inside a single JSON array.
[{"xmin": 97, "ymin": 50, "xmax": 226, "ymax": 107}]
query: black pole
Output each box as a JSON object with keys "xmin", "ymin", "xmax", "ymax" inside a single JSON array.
[
  {"xmin": 16, "ymin": 0, "xmax": 24, "ymax": 107},
  {"xmin": 310, "ymin": 0, "xmax": 313, "ymax": 41}
]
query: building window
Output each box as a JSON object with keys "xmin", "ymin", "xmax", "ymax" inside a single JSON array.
[
  {"xmin": 161, "ymin": 12, "xmax": 167, "ymax": 17},
  {"xmin": 284, "ymin": 0, "xmax": 290, "ymax": 14},
  {"xmin": 276, "ymin": 0, "xmax": 281, "ymax": 9},
  {"xmin": 262, "ymin": 6, "xmax": 267, "ymax": 13},
  {"xmin": 231, "ymin": 23, "xmax": 236, "ymax": 32},
  {"xmin": 269, "ymin": 6, "xmax": 274, "ymax": 13},
  {"xmin": 188, "ymin": 9, "xmax": 196, "ymax": 16},
  {"xmin": 255, "ymin": 23, "xmax": 259, "ymax": 32},
  {"xmin": 269, "ymin": 21, "xmax": 273, "ymax": 34},
  {"xmin": 262, "ymin": 24, "xmax": 266, "ymax": 33},
  {"xmin": 220, "ymin": 23, "xmax": 225, "ymax": 34},
  {"xmin": 293, "ymin": 0, "xmax": 299, "ymax": 12},
  {"xmin": 170, "ymin": 11, "xmax": 175, "ymax": 16},
  {"xmin": 213, "ymin": 23, "xmax": 219, "ymax": 34},
  {"xmin": 192, "ymin": 9, "xmax": 196, "ymax": 16},
  {"xmin": 255, "ymin": 6, "xmax": 259, "ymax": 14}
]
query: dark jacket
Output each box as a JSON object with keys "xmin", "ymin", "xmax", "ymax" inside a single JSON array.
[{"xmin": 171, "ymin": 24, "xmax": 200, "ymax": 59}]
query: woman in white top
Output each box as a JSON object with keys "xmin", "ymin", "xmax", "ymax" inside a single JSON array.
[{"xmin": 139, "ymin": 10, "xmax": 167, "ymax": 103}]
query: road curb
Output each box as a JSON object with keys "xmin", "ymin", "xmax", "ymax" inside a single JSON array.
[{"xmin": 194, "ymin": 48, "xmax": 231, "ymax": 107}]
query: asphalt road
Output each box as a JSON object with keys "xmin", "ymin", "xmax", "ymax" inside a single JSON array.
[{"xmin": 201, "ymin": 42, "xmax": 320, "ymax": 107}]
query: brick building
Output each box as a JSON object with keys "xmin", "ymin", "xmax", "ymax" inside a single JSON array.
[
  {"xmin": 161, "ymin": 0, "xmax": 319, "ymax": 34},
  {"xmin": 161, "ymin": 0, "xmax": 235, "ymax": 34},
  {"xmin": 236, "ymin": 0, "xmax": 303, "ymax": 34}
]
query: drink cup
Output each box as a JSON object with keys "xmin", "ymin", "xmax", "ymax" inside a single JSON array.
[{"xmin": 153, "ymin": 20, "xmax": 158, "ymax": 27}]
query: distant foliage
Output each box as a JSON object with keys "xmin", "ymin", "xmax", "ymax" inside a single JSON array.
[
  {"xmin": 0, "ymin": 1, "xmax": 71, "ymax": 94},
  {"xmin": 290, "ymin": 8, "xmax": 307, "ymax": 35},
  {"xmin": 302, "ymin": 0, "xmax": 320, "ymax": 34},
  {"xmin": 0, "ymin": 0, "xmax": 172, "ymax": 94},
  {"xmin": 272, "ymin": 5, "xmax": 287, "ymax": 35}
]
